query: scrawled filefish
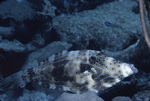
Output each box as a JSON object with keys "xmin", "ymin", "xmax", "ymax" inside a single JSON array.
[{"xmin": 0, "ymin": 50, "xmax": 138, "ymax": 93}]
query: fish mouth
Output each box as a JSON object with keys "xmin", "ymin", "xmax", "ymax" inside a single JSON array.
[{"xmin": 129, "ymin": 64, "xmax": 138, "ymax": 73}]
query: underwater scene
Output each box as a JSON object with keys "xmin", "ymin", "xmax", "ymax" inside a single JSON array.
[{"xmin": 0, "ymin": 0, "xmax": 150, "ymax": 101}]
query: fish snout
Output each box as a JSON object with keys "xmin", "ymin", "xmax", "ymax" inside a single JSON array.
[{"xmin": 129, "ymin": 64, "xmax": 138, "ymax": 73}]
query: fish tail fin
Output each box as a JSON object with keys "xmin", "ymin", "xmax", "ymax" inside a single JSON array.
[{"xmin": 0, "ymin": 71, "xmax": 26, "ymax": 91}]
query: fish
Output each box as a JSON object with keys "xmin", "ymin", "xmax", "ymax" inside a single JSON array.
[{"xmin": 0, "ymin": 50, "xmax": 138, "ymax": 93}]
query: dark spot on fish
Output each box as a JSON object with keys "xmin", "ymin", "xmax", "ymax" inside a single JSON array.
[
  {"xmin": 118, "ymin": 75, "xmax": 124, "ymax": 79},
  {"xmin": 43, "ymin": 57, "xmax": 49, "ymax": 63},
  {"xmin": 89, "ymin": 56, "xmax": 97, "ymax": 64},
  {"xmin": 83, "ymin": 58, "xmax": 87, "ymax": 62},
  {"xmin": 27, "ymin": 68, "xmax": 35, "ymax": 81},
  {"xmin": 52, "ymin": 67, "xmax": 64, "ymax": 80},
  {"xmin": 91, "ymin": 56, "xmax": 96, "ymax": 61},
  {"xmin": 22, "ymin": 75, "xmax": 27, "ymax": 82},
  {"xmin": 39, "ymin": 75, "xmax": 45, "ymax": 80},
  {"xmin": 52, "ymin": 68, "xmax": 73, "ymax": 85},
  {"xmin": 97, "ymin": 81, "xmax": 102, "ymax": 88},
  {"xmin": 73, "ymin": 81, "xmax": 88, "ymax": 91},
  {"xmin": 52, "ymin": 56, "xmax": 71, "ymax": 83},
  {"xmin": 97, "ymin": 52, "xmax": 102, "ymax": 56},
  {"xmin": 103, "ymin": 77, "xmax": 115, "ymax": 83},
  {"xmin": 98, "ymin": 85, "xmax": 107, "ymax": 92},
  {"xmin": 55, "ymin": 52, "xmax": 60, "ymax": 57},
  {"xmin": 80, "ymin": 64, "xmax": 92, "ymax": 73},
  {"xmin": 95, "ymin": 63, "xmax": 98, "ymax": 66},
  {"xmin": 52, "ymin": 66, "xmax": 73, "ymax": 85},
  {"xmin": 114, "ymin": 74, "xmax": 118, "ymax": 76},
  {"xmin": 44, "ymin": 74, "xmax": 50, "ymax": 79},
  {"xmin": 118, "ymin": 71, "xmax": 121, "ymax": 73},
  {"xmin": 98, "ymin": 69, "xmax": 102, "ymax": 73},
  {"xmin": 41, "ymin": 80, "xmax": 50, "ymax": 87},
  {"xmin": 92, "ymin": 75, "xmax": 95, "ymax": 79},
  {"xmin": 40, "ymin": 71, "xmax": 44, "ymax": 75},
  {"xmin": 98, "ymin": 74, "xmax": 109, "ymax": 80},
  {"xmin": 47, "ymin": 68, "xmax": 52, "ymax": 74}
]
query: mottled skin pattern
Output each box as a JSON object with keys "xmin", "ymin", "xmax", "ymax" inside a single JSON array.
[{"xmin": 21, "ymin": 50, "xmax": 137, "ymax": 94}]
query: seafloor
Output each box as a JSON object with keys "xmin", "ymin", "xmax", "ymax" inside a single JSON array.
[{"xmin": 0, "ymin": 0, "xmax": 150, "ymax": 101}]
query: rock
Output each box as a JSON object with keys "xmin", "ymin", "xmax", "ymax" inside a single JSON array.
[
  {"xmin": 0, "ymin": 39, "xmax": 38, "ymax": 52},
  {"xmin": 132, "ymin": 90, "xmax": 150, "ymax": 101},
  {"xmin": 52, "ymin": 0, "xmax": 142, "ymax": 51},
  {"xmin": 32, "ymin": 83, "xmax": 63, "ymax": 100},
  {"xmin": 55, "ymin": 92, "xmax": 104, "ymax": 101},
  {"xmin": 0, "ymin": 0, "xmax": 35, "ymax": 21},
  {"xmin": 49, "ymin": 0, "xmax": 114, "ymax": 13},
  {"xmin": 0, "ymin": 26, "xmax": 14, "ymax": 37},
  {"xmin": 0, "ymin": 94, "xmax": 7, "ymax": 101},
  {"xmin": 37, "ymin": 0, "xmax": 57, "ymax": 17},
  {"xmin": 16, "ymin": 0, "xmax": 24, "ymax": 3},
  {"xmin": 17, "ymin": 89, "xmax": 54, "ymax": 101},
  {"xmin": 0, "ymin": 40, "xmax": 26, "ymax": 52},
  {"xmin": 112, "ymin": 96, "xmax": 132, "ymax": 101},
  {"xmin": 27, "ymin": 34, "xmax": 45, "ymax": 48}
]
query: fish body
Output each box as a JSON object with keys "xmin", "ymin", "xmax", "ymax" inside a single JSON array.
[{"xmin": 0, "ymin": 50, "xmax": 138, "ymax": 93}]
